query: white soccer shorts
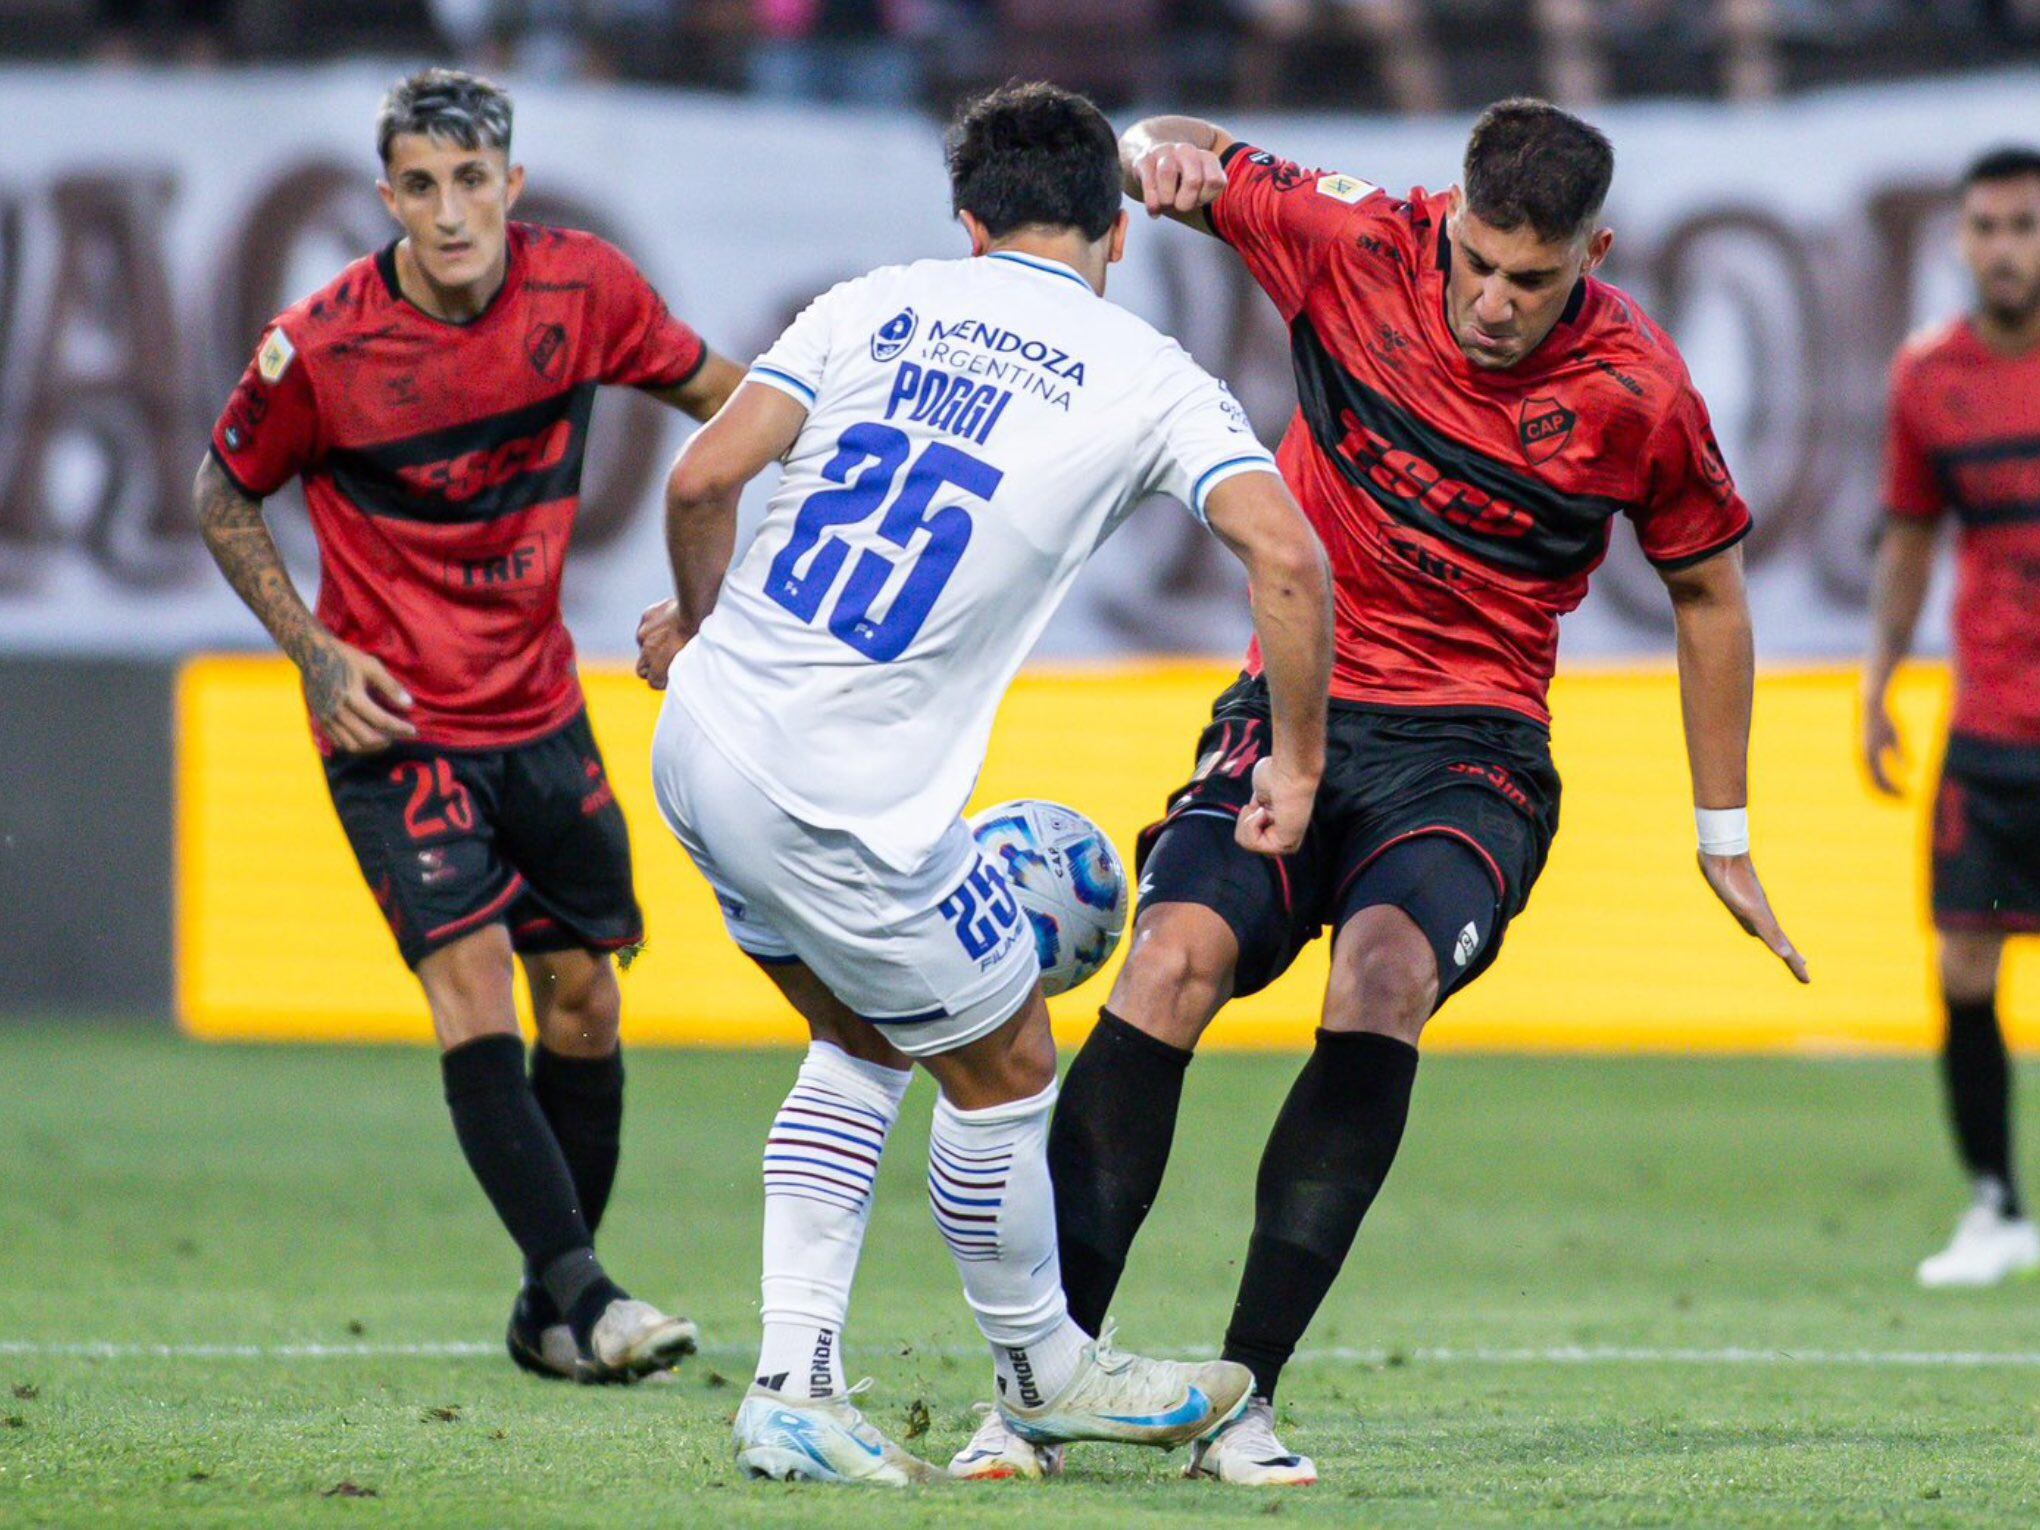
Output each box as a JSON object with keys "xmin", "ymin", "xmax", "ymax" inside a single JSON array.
[{"xmin": 651, "ymin": 697, "xmax": 1041, "ymax": 1058}]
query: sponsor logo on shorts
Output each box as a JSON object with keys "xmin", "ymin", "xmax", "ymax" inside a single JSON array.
[
  {"xmin": 579, "ymin": 757, "xmax": 615, "ymax": 817},
  {"xmin": 1454, "ymin": 920, "xmax": 1481, "ymax": 968}
]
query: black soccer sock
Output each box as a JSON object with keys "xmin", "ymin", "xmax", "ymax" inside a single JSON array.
[
  {"xmin": 1048, "ymin": 1009, "xmax": 1194, "ymax": 1336},
  {"xmin": 525, "ymin": 1044, "xmax": 626, "ymax": 1318},
  {"xmin": 1944, "ymin": 994, "xmax": 2020, "ymax": 1217},
  {"xmin": 441, "ymin": 1035, "xmax": 619, "ymax": 1325},
  {"xmin": 1221, "ymin": 1029, "xmax": 1419, "ymax": 1403}
]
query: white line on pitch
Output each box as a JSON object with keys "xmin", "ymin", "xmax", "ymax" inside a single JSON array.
[{"xmin": 7, "ymin": 1340, "xmax": 2040, "ymax": 1368}]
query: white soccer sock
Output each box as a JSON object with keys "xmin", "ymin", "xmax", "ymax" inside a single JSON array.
[
  {"xmin": 755, "ymin": 1041, "xmax": 910, "ymax": 1397},
  {"xmin": 928, "ymin": 1081, "xmax": 1089, "ymax": 1408}
]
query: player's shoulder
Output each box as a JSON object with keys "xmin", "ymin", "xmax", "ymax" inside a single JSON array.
[
  {"xmin": 510, "ymin": 226, "xmax": 636, "ymax": 289},
  {"xmin": 1572, "ymin": 278, "xmax": 1707, "ymax": 424},
  {"xmin": 262, "ymin": 250, "xmax": 392, "ymax": 374},
  {"xmin": 1891, "ymin": 316, "xmax": 1973, "ymax": 379}
]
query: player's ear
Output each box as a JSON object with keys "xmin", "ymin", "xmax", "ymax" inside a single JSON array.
[
  {"xmin": 1108, "ymin": 209, "xmax": 1129, "ymax": 266},
  {"xmin": 376, "ymin": 177, "xmax": 398, "ymax": 222},
  {"xmin": 504, "ymin": 162, "xmax": 526, "ymax": 211},
  {"xmin": 958, "ymin": 208, "xmax": 992, "ymax": 257},
  {"xmin": 1583, "ymin": 225, "xmax": 1613, "ymax": 276}
]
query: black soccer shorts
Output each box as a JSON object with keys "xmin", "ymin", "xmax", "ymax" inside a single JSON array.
[
  {"xmin": 323, "ymin": 709, "xmax": 643, "ymax": 969},
  {"xmin": 1135, "ymin": 674, "xmax": 1561, "ymax": 1003},
  {"xmin": 1931, "ymin": 736, "xmax": 2040, "ymax": 934}
]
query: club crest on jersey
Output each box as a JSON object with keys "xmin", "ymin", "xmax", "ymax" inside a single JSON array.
[
  {"xmin": 526, "ymin": 322, "xmax": 568, "ymax": 381},
  {"xmin": 1517, "ymin": 396, "xmax": 1576, "ymax": 464},
  {"xmin": 257, "ymin": 327, "xmax": 296, "ymax": 383},
  {"xmin": 871, "ymin": 307, "xmax": 918, "ymax": 363},
  {"xmin": 1315, "ymin": 173, "xmax": 1376, "ymax": 204}
]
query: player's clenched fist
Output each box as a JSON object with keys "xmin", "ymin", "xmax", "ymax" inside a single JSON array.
[
  {"xmin": 300, "ymin": 637, "xmax": 415, "ymax": 753},
  {"xmin": 635, "ymin": 597, "xmax": 686, "ymax": 690},
  {"xmin": 1236, "ymin": 756, "xmax": 1318, "ymax": 858},
  {"xmin": 1135, "ymin": 142, "xmax": 1227, "ymax": 218}
]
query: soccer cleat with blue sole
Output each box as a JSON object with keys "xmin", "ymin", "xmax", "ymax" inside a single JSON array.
[
  {"xmin": 997, "ymin": 1324, "xmax": 1253, "ymax": 1450},
  {"xmin": 733, "ymin": 1379, "xmax": 942, "ymax": 1485}
]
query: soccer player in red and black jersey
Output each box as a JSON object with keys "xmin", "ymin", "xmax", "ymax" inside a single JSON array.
[
  {"xmin": 1012, "ymin": 100, "xmax": 1810, "ymax": 1484},
  {"xmin": 1863, "ymin": 147, "xmax": 2040, "ymax": 1290},
  {"xmin": 194, "ymin": 70, "xmax": 744, "ymax": 1382}
]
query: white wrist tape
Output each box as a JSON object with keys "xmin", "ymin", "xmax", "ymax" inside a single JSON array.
[{"xmin": 1695, "ymin": 806, "xmax": 1750, "ymax": 857}]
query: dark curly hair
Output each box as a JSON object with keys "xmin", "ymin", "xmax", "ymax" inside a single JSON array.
[{"xmin": 946, "ymin": 82, "xmax": 1121, "ymax": 242}]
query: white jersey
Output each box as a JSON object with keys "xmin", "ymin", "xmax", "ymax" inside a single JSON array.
[{"xmin": 669, "ymin": 250, "xmax": 1275, "ymax": 871}]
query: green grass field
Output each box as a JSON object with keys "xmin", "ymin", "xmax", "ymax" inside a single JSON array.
[{"xmin": 3, "ymin": 1025, "xmax": 2038, "ymax": 1527}]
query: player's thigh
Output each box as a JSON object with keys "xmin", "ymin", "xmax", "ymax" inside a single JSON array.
[
  {"xmin": 655, "ymin": 703, "xmax": 1039, "ymax": 1061},
  {"xmin": 519, "ymin": 947, "xmax": 621, "ymax": 1058},
  {"xmin": 757, "ymin": 959, "xmax": 913, "ymax": 1071},
  {"xmin": 323, "ymin": 740, "xmax": 523, "ymax": 972},
  {"xmin": 917, "ymin": 984, "xmax": 1057, "ymax": 1109},
  {"xmin": 494, "ymin": 712, "xmax": 644, "ymax": 960},
  {"xmin": 1932, "ymin": 770, "xmax": 2040, "ymax": 973}
]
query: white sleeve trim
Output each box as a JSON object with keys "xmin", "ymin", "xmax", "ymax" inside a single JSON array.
[{"xmin": 747, "ymin": 364, "xmax": 818, "ymax": 406}]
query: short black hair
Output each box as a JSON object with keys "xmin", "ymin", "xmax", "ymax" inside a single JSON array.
[
  {"xmin": 946, "ymin": 82, "xmax": 1121, "ymax": 243},
  {"xmin": 1962, "ymin": 145, "xmax": 2040, "ymax": 189},
  {"xmin": 1462, "ymin": 98, "xmax": 1614, "ymax": 244},
  {"xmin": 377, "ymin": 68, "xmax": 513, "ymax": 167}
]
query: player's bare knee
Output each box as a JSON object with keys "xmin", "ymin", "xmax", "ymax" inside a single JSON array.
[
  {"xmin": 538, "ymin": 963, "xmax": 622, "ymax": 1057},
  {"xmin": 1938, "ymin": 930, "xmax": 2004, "ymax": 1005},
  {"xmin": 1107, "ymin": 906, "xmax": 1234, "ymax": 1049},
  {"xmin": 418, "ymin": 929, "xmax": 519, "ymax": 1049},
  {"xmin": 1326, "ymin": 912, "xmax": 1438, "ymax": 1044}
]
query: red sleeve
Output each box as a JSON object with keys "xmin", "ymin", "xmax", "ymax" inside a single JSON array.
[
  {"xmin": 209, "ymin": 323, "xmax": 319, "ymax": 497},
  {"xmin": 1207, "ymin": 143, "xmax": 1381, "ymax": 319},
  {"xmin": 1627, "ymin": 382, "xmax": 1753, "ymax": 568},
  {"xmin": 595, "ymin": 241, "xmax": 707, "ymax": 391},
  {"xmin": 1882, "ymin": 357, "xmax": 1944, "ymax": 522}
]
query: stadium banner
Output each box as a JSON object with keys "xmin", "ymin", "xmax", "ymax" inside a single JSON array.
[
  {"xmin": 0, "ymin": 65, "xmax": 2034, "ymax": 666},
  {"xmin": 177, "ymin": 657, "xmax": 2040, "ymax": 1053}
]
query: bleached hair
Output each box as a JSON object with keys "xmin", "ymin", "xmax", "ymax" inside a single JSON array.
[{"xmin": 376, "ymin": 68, "xmax": 512, "ymax": 166}]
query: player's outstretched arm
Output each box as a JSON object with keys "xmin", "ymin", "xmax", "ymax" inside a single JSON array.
[
  {"xmin": 1203, "ymin": 471, "xmax": 1332, "ymax": 856},
  {"xmin": 1120, "ymin": 115, "xmax": 1238, "ymax": 232},
  {"xmin": 1660, "ymin": 546, "xmax": 1809, "ymax": 984},
  {"xmin": 192, "ymin": 454, "xmax": 415, "ymax": 752},
  {"xmin": 1859, "ymin": 521, "xmax": 1937, "ymax": 797},
  {"xmin": 647, "ymin": 350, "xmax": 748, "ymax": 423},
  {"xmin": 639, "ymin": 381, "xmax": 808, "ymax": 690}
]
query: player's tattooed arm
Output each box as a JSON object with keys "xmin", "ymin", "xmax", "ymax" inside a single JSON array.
[
  {"xmin": 1859, "ymin": 521, "xmax": 1937, "ymax": 797},
  {"xmin": 192, "ymin": 454, "xmax": 415, "ymax": 752},
  {"xmin": 1120, "ymin": 115, "xmax": 1237, "ymax": 232},
  {"xmin": 1661, "ymin": 546, "xmax": 1810, "ymax": 984},
  {"xmin": 646, "ymin": 350, "xmax": 747, "ymax": 423}
]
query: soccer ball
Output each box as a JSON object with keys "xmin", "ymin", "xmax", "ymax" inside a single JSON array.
[{"xmin": 970, "ymin": 799, "xmax": 1129, "ymax": 997}]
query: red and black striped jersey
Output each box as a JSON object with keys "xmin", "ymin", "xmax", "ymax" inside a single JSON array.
[
  {"xmin": 1884, "ymin": 318, "xmax": 2040, "ymax": 750},
  {"xmin": 210, "ymin": 223, "xmax": 706, "ymax": 748},
  {"xmin": 1211, "ymin": 144, "xmax": 1751, "ymax": 726}
]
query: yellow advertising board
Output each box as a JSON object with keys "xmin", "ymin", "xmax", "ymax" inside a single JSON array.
[{"xmin": 176, "ymin": 657, "xmax": 2036, "ymax": 1051}]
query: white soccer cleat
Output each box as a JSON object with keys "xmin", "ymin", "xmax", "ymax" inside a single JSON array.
[
  {"xmin": 998, "ymin": 1324, "xmax": 1253, "ymax": 1450},
  {"xmin": 1186, "ymin": 1396, "xmax": 1319, "ymax": 1486},
  {"xmin": 578, "ymin": 1297, "xmax": 699, "ymax": 1383},
  {"xmin": 1917, "ymin": 1204, "xmax": 2040, "ymax": 1289},
  {"xmin": 732, "ymin": 1380, "xmax": 942, "ymax": 1485},
  {"xmin": 948, "ymin": 1403, "xmax": 1065, "ymax": 1481}
]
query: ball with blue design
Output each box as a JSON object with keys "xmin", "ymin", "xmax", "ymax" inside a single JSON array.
[{"xmin": 969, "ymin": 799, "xmax": 1128, "ymax": 997}]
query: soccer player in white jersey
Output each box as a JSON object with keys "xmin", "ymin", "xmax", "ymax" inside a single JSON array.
[{"xmin": 635, "ymin": 83, "xmax": 1334, "ymax": 1485}]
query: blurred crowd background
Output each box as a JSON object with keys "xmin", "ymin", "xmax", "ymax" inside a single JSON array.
[{"xmin": 24, "ymin": 0, "xmax": 2040, "ymax": 110}]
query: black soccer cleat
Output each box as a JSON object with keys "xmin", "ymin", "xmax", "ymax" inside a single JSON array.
[{"xmin": 505, "ymin": 1280, "xmax": 579, "ymax": 1381}]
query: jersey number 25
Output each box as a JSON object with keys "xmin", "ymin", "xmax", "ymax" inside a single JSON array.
[{"xmin": 763, "ymin": 422, "xmax": 1002, "ymax": 662}]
